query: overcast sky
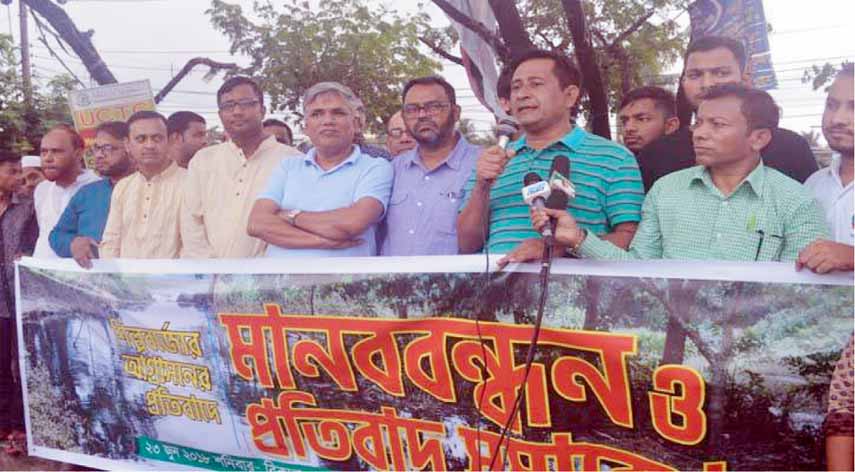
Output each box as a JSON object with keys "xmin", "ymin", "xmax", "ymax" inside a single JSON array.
[{"xmin": 1, "ymin": 0, "xmax": 853, "ymax": 143}]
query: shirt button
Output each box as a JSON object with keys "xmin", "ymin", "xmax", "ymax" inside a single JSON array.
[
  {"xmin": 408, "ymin": 229, "xmax": 415, "ymax": 235},
  {"xmin": 716, "ymin": 233, "xmax": 722, "ymax": 239},
  {"xmin": 424, "ymin": 176, "xmax": 430, "ymax": 181},
  {"xmin": 416, "ymin": 202, "xmax": 422, "ymax": 207},
  {"xmin": 722, "ymin": 201, "xmax": 729, "ymax": 207}
]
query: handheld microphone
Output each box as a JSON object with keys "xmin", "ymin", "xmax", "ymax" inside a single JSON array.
[
  {"xmin": 496, "ymin": 117, "xmax": 520, "ymax": 149},
  {"xmin": 521, "ymin": 172, "xmax": 553, "ymax": 241},
  {"xmin": 545, "ymin": 156, "xmax": 571, "ymax": 209}
]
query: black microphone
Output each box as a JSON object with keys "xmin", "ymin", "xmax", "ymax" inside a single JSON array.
[
  {"xmin": 496, "ymin": 117, "xmax": 520, "ymax": 149},
  {"xmin": 544, "ymin": 156, "xmax": 570, "ymax": 245},
  {"xmin": 546, "ymin": 156, "xmax": 571, "ymax": 209},
  {"xmin": 521, "ymin": 172, "xmax": 553, "ymax": 242}
]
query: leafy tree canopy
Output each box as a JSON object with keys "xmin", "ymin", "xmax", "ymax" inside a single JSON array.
[
  {"xmin": 208, "ymin": 0, "xmax": 441, "ymax": 135},
  {"xmin": 0, "ymin": 34, "xmax": 75, "ymax": 154}
]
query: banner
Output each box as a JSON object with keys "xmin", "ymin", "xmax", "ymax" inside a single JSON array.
[
  {"xmin": 68, "ymin": 80, "xmax": 157, "ymax": 166},
  {"xmin": 15, "ymin": 256, "xmax": 853, "ymax": 471},
  {"xmin": 688, "ymin": 0, "xmax": 778, "ymax": 90}
]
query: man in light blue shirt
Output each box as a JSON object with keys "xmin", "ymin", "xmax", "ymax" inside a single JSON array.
[{"xmin": 248, "ymin": 82, "xmax": 392, "ymax": 257}]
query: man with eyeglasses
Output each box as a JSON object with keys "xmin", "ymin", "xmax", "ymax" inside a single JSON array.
[
  {"xmin": 378, "ymin": 76, "xmax": 481, "ymax": 256},
  {"xmin": 384, "ymin": 111, "xmax": 416, "ymax": 158},
  {"xmin": 182, "ymin": 76, "xmax": 300, "ymax": 258},
  {"xmin": 50, "ymin": 121, "xmax": 134, "ymax": 268},
  {"xmin": 100, "ymin": 111, "xmax": 186, "ymax": 259}
]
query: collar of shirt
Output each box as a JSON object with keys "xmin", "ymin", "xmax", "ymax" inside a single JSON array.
[
  {"xmin": 689, "ymin": 161, "xmax": 766, "ymax": 199},
  {"xmin": 303, "ymin": 145, "xmax": 361, "ymax": 174},
  {"xmin": 140, "ymin": 161, "xmax": 180, "ymax": 183},
  {"xmin": 508, "ymin": 125, "xmax": 586, "ymax": 154},
  {"xmin": 226, "ymin": 134, "xmax": 279, "ymax": 161},
  {"xmin": 827, "ymin": 153, "xmax": 852, "ymax": 189},
  {"xmin": 403, "ymin": 134, "xmax": 470, "ymax": 172}
]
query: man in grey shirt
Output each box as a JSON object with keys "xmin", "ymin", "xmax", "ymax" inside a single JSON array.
[{"xmin": 380, "ymin": 76, "xmax": 481, "ymax": 255}]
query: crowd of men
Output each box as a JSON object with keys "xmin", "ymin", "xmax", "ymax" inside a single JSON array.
[{"xmin": 0, "ymin": 34, "xmax": 851, "ymax": 460}]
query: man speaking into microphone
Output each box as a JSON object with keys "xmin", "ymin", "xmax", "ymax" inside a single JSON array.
[{"xmin": 457, "ymin": 49, "xmax": 644, "ymax": 263}]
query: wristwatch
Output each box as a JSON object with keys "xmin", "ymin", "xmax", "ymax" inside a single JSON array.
[
  {"xmin": 285, "ymin": 209, "xmax": 302, "ymax": 226},
  {"xmin": 565, "ymin": 229, "xmax": 588, "ymax": 257}
]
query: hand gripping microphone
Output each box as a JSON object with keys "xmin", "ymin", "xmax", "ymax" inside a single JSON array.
[
  {"xmin": 521, "ymin": 172, "xmax": 553, "ymax": 242},
  {"xmin": 496, "ymin": 117, "xmax": 520, "ymax": 149}
]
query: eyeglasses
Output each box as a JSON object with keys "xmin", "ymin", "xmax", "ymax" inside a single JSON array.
[
  {"xmin": 219, "ymin": 99, "xmax": 261, "ymax": 112},
  {"xmin": 387, "ymin": 128, "xmax": 412, "ymax": 139},
  {"xmin": 402, "ymin": 101, "xmax": 450, "ymax": 118},
  {"xmin": 92, "ymin": 144, "xmax": 122, "ymax": 155}
]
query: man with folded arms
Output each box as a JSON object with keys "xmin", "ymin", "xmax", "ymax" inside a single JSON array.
[
  {"xmin": 248, "ymin": 82, "xmax": 392, "ymax": 257},
  {"xmin": 531, "ymin": 84, "xmax": 827, "ymax": 262},
  {"xmin": 100, "ymin": 111, "xmax": 186, "ymax": 259}
]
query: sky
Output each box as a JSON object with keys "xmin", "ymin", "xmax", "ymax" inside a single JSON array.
[{"xmin": 1, "ymin": 0, "xmax": 853, "ymax": 144}]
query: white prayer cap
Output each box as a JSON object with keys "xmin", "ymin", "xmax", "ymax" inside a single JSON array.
[{"xmin": 21, "ymin": 155, "xmax": 41, "ymax": 168}]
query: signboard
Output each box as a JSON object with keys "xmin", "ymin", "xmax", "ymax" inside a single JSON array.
[
  {"xmin": 68, "ymin": 80, "xmax": 156, "ymax": 166},
  {"xmin": 15, "ymin": 256, "xmax": 853, "ymax": 470},
  {"xmin": 689, "ymin": 0, "xmax": 778, "ymax": 90}
]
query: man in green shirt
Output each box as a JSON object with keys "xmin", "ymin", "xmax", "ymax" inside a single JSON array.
[{"xmin": 531, "ymin": 83, "xmax": 828, "ymax": 262}]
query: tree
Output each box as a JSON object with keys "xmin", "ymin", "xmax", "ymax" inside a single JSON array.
[
  {"xmin": 429, "ymin": 0, "xmax": 687, "ymax": 137},
  {"xmin": 802, "ymin": 61, "xmax": 852, "ymax": 91},
  {"xmin": 0, "ymin": 33, "xmax": 74, "ymax": 153},
  {"xmin": 207, "ymin": 0, "xmax": 441, "ymax": 135}
]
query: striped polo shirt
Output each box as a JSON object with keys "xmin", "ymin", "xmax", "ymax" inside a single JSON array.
[{"xmin": 462, "ymin": 126, "xmax": 644, "ymax": 253}]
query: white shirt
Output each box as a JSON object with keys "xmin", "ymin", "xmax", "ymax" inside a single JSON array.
[
  {"xmin": 33, "ymin": 169, "xmax": 100, "ymax": 258},
  {"xmin": 804, "ymin": 155, "xmax": 854, "ymax": 245}
]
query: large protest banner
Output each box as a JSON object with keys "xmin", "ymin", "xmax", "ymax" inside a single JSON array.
[
  {"xmin": 689, "ymin": 0, "xmax": 778, "ymax": 90},
  {"xmin": 68, "ymin": 80, "xmax": 156, "ymax": 166},
  {"xmin": 15, "ymin": 256, "xmax": 853, "ymax": 471}
]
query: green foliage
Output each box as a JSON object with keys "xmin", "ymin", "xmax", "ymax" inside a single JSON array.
[
  {"xmin": 0, "ymin": 34, "xmax": 74, "ymax": 154},
  {"xmin": 207, "ymin": 0, "xmax": 440, "ymax": 134},
  {"xmin": 802, "ymin": 61, "xmax": 852, "ymax": 91}
]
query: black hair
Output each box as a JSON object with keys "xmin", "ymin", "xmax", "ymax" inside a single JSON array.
[
  {"xmin": 262, "ymin": 118, "xmax": 293, "ymax": 143},
  {"xmin": 167, "ymin": 111, "xmax": 206, "ymax": 136},
  {"xmin": 685, "ymin": 36, "xmax": 747, "ymax": 72},
  {"xmin": 46, "ymin": 123, "xmax": 85, "ymax": 150},
  {"xmin": 0, "ymin": 149, "xmax": 20, "ymax": 164},
  {"xmin": 95, "ymin": 121, "xmax": 130, "ymax": 141},
  {"xmin": 217, "ymin": 76, "xmax": 264, "ymax": 107},
  {"xmin": 401, "ymin": 76, "xmax": 456, "ymax": 105},
  {"xmin": 837, "ymin": 62, "xmax": 854, "ymax": 79},
  {"xmin": 508, "ymin": 49, "xmax": 581, "ymax": 90},
  {"xmin": 699, "ymin": 83, "xmax": 779, "ymax": 132},
  {"xmin": 127, "ymin": 110, "xmax": 168, "ymax": 129},
  {"xmin": 619, "ymin": 86, "xmax": 677, "ymax": 118}
]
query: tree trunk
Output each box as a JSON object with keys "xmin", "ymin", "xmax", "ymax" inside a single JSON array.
[
  {"xmin": 661, "ymin": 316, "xmax": 687, "ymax": 364},
  {"xmin": 582, "ymin": 278, "xmax": 601, "ymax": 330},
  {"xmin": 560, "ymin": 0, "xmax": 611, "ymax": 139},
  {"xmin": 487, "ymin": 0, "xmax": 533, "ymax": 56},
  {"xmin": 25, "ymin": 0, "xmax": 117, "ymax": 84}
]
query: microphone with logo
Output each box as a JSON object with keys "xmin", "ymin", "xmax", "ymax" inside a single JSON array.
[
  {"xmin": 541, "ymin": 156, "xmax": 572, "ymax": 245},
  {"xmin": 521, "ymin": 173, "xmax": 553, "ymax": 244}
]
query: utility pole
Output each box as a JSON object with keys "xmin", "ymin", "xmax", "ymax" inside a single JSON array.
[{"xmin": 19, "ymin": 0, "xmax": 32, "ymax": 108}]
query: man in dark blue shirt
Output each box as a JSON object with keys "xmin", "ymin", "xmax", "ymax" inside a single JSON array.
[{"xmin": 50, "ymin": 121, "xmax": 134, "ymax": 268}]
